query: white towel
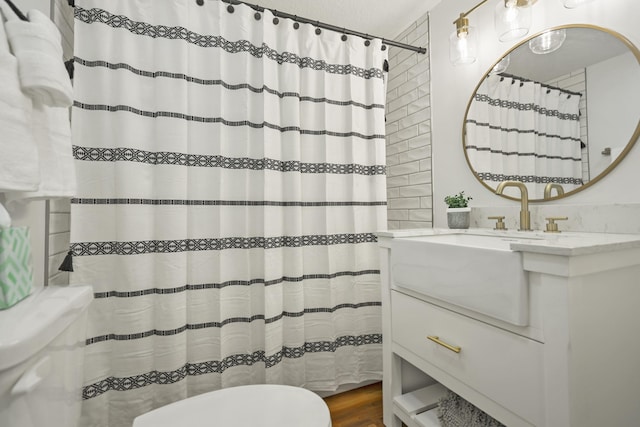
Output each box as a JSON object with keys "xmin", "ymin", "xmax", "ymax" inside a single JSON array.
[
  {"xmin": 0, "ymin": 6, "xmax": 39, "ymax": 192},
  {"xmin": 4, "ymin": 9, "xmax": 73, "ymax": 107},
  {"xmin": 5, "ymin": 102, "xmax": 76, "ymax": 205}
]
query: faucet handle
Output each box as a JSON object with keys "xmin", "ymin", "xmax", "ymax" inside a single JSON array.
[
  {"xmin": 544, "ymin": 216, "xmax": 568, "ymax": 233},
  {"xmin": 488, "ymin": 216, "xmax": 507, "ymax": 230}
]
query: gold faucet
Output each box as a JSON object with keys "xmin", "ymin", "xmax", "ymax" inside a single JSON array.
[
  {"xmin": 544, "ymin": 183, "xmax": 565, "ymax": 199},
  {"xmin": 495, "ymin": 181, "xmax": 531, "ymax": 231}
]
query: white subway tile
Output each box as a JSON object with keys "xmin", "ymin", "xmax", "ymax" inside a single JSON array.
[
  {"xmin": 387, "ymin": 209, "xmax": 409, "ymax": 220},
  {"xmin": 391, "ymin": 55, "xmax": 418, "ymax": 78},
  {"xmin": 49, "ymin": 198, "xmax": 71, "ymax": 213},
  {"xmin": 398, "ymin": 145, "xmax": 429, "ymax": 164},
  {"xmin": 389, "ymin": 125, "xmax": 418, "ymax": 145},
  {"xmin": 387, "ymin": 221, "xmax": 401, "ymax": 230},
  {"xmin": 409, "ymin": 209, "xmax": 432, "ymax": 222},
  {"xmin": 399, "ymin": 107, "xmax": 430, "ymax": 129},
  {"xmin": 419, "ymin": 158, "xmax": 432, "ymax": 171},
  {"xmin": 49, "ymin": 213, "xmax": 70, "ymax": 234},
  {"xmin": 408, "ymin": 58, "xmax": 430, "ymax": 79},
  {"xmin": 418, "ymin": 121, "xmax": 431, "ymax": 135},
  {"xmin": 388, "ymin": 161, "xmax": 421, "ymax": 177},
  {"xmin": 387, "ymin": 90, "xmax": 419, "ymax": 113},
  {"xmin": 386, "ymin": 140, "xmax": 408, "ymax": 156},
  {"xmin": 401, "ymin": 221, "xmax": 432, "ymax": 229},
  {"xmin": 386, "ymin": 153, "xmax": 400, "ymax": 166},
  {"xmin": 385, "ymin": 106, "xmax": 407, "ymax": 125},
  {"xmin": 387, "ymin": 72, "xmax": 408, "ymax": 92},
  {"xmin": 388, "ymin": 197, "xmax": 420, "ymax": 209},
  {"xmin": 408, "ymin": 134, "xmax": 431, "ymax": 150},
  {"xmin": 409, "ymin": 171, "xmax": 431, "ymax": 185},
  {"xmin": 49, "ymin": 232, "xmax": 71, "ymax": 256},
  {"xmin": 399, "ymin": 185, "xmax": 431, "ymax": 197},
  {"xmin": 407, "ymin": 96, "xmax": 430, "ymax": 115},
  {"xmin": 386, "ymin": 175, "xmax": 410, "ymax": 188},
  {"xmin": 386, "ymin": 87, "xmax": 398, "ymax": 102},
  {"xmin": 420, "ymin": 196, "xmax": 433, "ymax": 208}
]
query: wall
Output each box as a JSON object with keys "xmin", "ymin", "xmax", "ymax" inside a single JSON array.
[
  {"xmin": 429, "ymin": 0, "xmax": 640, "ymax": 229},
  {"xmin": 587, "ymin": 51, "xmax": 640, "ymax": 179},
  {"xmin": 385, "ymin": 13, "xmax": 433, "ymax": 230}
]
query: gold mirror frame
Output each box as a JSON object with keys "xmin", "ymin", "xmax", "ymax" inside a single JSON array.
[{"xmin": 462, "ymin": 24, "xmax": 640, "ymax": 202}]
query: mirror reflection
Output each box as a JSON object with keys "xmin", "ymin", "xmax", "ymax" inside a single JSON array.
[{"xmin": 464, "ymin": 25, "xmax": 640, "ymax": 201}]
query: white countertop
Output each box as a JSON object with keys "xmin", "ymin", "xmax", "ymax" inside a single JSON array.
[{"xmin": 377, "ymin": 228, "xmax": 640, "ymax": 256}]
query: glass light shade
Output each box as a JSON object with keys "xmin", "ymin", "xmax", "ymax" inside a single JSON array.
[
  {"xmin": 562, "ymin": 0, "xmax": 596, "ymax": 8},
  {"xmin": 494, "ymin": 0, "xmax": 531, "ymax": 42},
  {"xmin": 528, "ymin": 29, "xmax": 567, "ymax": 54},
  {"xmin": 449, "ymin": 27, "xmax": 477, "ymax": 65},
  {"xmin": 490, "ymin": 54, "xmax": 510, "ymax": 74}
]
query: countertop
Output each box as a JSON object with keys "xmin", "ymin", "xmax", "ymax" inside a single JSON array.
[{"xmin": 376, "ymin": 228, "xmax": 640, "ymax": 256}]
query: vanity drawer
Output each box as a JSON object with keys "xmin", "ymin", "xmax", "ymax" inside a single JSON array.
[{"xmin": 391, "ymin": 291, "xmax": 544, "ymax": 426}]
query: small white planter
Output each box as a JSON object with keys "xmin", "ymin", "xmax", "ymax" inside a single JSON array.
[{"xmin": 447, "ymin": 207, "xmax": 471, "ymax": 229}]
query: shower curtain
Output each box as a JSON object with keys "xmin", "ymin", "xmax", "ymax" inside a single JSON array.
[
  {"xmin": 70, "ymin": 1, "xmax": 387, "ymax": 426},
  {"xmin": 465, "ymin": 73, "xmax": 583, "ymax": 199}
]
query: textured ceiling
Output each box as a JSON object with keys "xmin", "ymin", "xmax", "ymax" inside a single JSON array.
[{"xmin": 250, "ymin": 0, "xmax": 443, "ymax": 41}]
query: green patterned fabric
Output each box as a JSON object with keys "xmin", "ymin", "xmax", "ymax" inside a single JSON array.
[{"xmin": 0, "ymin": 227, "xmax": 33, "ymax": 309}]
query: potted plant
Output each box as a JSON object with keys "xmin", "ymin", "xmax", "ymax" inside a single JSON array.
[{"xmin": 444, "ymin": 191, "xmax": 472, "ymax": 229}]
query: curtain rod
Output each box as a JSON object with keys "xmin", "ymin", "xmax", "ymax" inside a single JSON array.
[
  {"xmin": 65, "ymin": 0, "xmax": 426, "ymax": 54},
  {"xmin": 204, "ymin": 0, "xmax": 427, "ymax": 54},
  {"xmin": 497, "ymin": 72, "xmax": 583, "ymax": 97}
]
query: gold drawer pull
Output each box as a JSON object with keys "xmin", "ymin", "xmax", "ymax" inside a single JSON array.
[{"xmin": 427, "ymin": 335, "xmax": 461, "ymax": 353}]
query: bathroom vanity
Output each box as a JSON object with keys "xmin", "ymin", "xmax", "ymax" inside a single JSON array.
[{"xmin": 378, "ymin": 228, "xmax": 640, "ymax": 427}]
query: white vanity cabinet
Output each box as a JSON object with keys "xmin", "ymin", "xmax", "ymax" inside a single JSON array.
[{"xmin": 378, "ymin": 229, "xmax": 640, "ymax": 427}]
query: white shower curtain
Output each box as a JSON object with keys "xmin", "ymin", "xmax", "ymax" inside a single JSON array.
[
  {"xmin": 70, "ymin": 1, "xmax": 387, "ymax": 426},
  {"xmin": 466, "ymin": 74, "xmax": 582, "ymax": 199}
]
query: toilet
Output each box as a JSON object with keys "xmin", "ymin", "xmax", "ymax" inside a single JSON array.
[
  {"xmin": 133, "ymin": 383, "xmax": 332, "ymax": 427},
  {"xmin": 0, "ymin": 283, "xmax": 331, "ymax": 427},
  {"xmin": 0, "ymin": 285, "xmax": 93, "ymax": 427}
]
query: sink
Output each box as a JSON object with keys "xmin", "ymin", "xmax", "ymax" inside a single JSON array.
[{"xmin": 390, "ymin": 233, "xmax": 534, "ymax": 326}]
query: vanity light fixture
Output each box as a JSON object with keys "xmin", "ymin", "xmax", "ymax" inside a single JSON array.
[
  {"xmin": 450, "ymin": 0, "xmax": 537, "ymax": 66},
  {"xmin": 450, "ymin": 13, "xmax": 478, "ymax": 65},
  {"xmin": 529, "ymin": 29, "xmax": 566, "ymax": 54},
  {"xmin": 495, "ymin": 0, "xmax": 536, "ymax": 42},
  {"xmin": 562, "ymin": 0, "xmax": 596, "ymax": 8}
]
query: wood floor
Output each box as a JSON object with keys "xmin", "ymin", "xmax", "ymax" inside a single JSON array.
[{"xmin": 323, "ymin": 382, "xmax": 384, "ymax": 427}]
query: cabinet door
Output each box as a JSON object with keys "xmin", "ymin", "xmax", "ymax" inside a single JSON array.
[{"xmin": 392, "ymin": 291, "xmax": 544, "ymax": 426}]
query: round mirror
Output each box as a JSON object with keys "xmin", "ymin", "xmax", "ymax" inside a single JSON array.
[{"xmin": 463, "ymin": 24, "xmax": 640, "ymax": 201}]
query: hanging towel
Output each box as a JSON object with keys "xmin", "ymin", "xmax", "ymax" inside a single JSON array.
[
  {"xmin": 3, "ymin": 8, "xmax": 73, "ymax": 107},
  {"xmin": 0, "ymin": 5, "xmax": 39, "ymax": 192},
  {"xmin": 4, "ymin": 103, "xmax": 76, "ymax": 205}
]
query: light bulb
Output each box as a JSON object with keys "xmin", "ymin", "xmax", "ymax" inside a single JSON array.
[
  {"xmin": 529, "ymin": 29, "xmax": 566, "ymax": 54},
  {"xmin": 495, "ymin": 0, "xmax": 532, "ymax": 42},
  {"xmin": 449, "ymin": 27, "xmax": 477, "ymax": 65}
]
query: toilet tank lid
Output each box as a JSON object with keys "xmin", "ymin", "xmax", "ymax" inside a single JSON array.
[{"xmin": 0, "ymin": 285, "xmax": 93, "ymax": 371}]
